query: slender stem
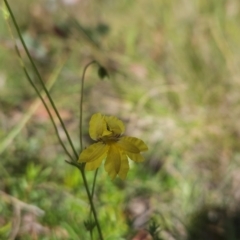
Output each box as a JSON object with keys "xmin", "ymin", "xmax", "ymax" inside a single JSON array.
[
  {"xmin": 81, "ymin": 168, "xmax": 104, "ymax": 240},
  {"xmin": 79, "ymin": 61, "xmax": 103, "ymax": 239},
  {"xmin": 66, "ymin": 161, "xmax": 103, "ymax": 239},
  {"xmin": 91, "ymin": 169, "xmax": 99, "ymax": 198},
  {"xmin": 4, "ymin": 0, "xmax": 78, "ymax": 160},
  {"xmin": 16, "ymin": 48, "xmax": 74, "ymax": 162},
  {"xmin": 4, "ymin": 1, "xmax": 104, "ymax": 238},
  {"xmin": 89, "ymin": 168, "xmax": 99, "ymax": 237},
  {"xmin": 89, "ymin": 169, "xmax": 99, "ymax": 217},
  {"xmin": 79, "ymin": 60, "xmax": 97, "ymax": 152},
  {"xmin": 3, "ymin": 6, "xmax": 74, "ymax": 162}
]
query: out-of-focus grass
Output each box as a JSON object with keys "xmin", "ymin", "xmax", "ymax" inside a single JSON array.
[{"xmin": 1, "ymin": 0, "xmax": 240, "ymax": 239}]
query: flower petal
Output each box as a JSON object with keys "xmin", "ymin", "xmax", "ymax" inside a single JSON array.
[
  {"xmin": 117, "ymin": 136, "xmax": 148, "ymax": 153},
  {"xmin": 118, "ymin": 153, "xmax": 129, "ymax": 180},
  {"xmin": 85, "ymin": 156, "xmax": 105, "ymax": 171},
  {"xmin": 126, "ymin": 152, "xmax": 145, "ymax": 162},
  {"xmin": 104, "ymin": 145, "xmax": 121, "ymax": 180},
  {"xmin": 78, "ymin": 142, "xmax": 108, "ymax": 163},
  {"xmin": 89, "ymin": 113, "xmax": 111, "ymax": 140},
  {"xmin": 105, "ymin": 115, "xmax": 125, "ymax": 135}
]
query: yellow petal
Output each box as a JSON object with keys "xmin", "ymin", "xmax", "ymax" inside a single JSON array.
[
  {"xmin": 117, "ymin": 136, "xmax": 148, "ymax": 153},
  {"xmin": 104, "ymin": 145, "xmax": 121, "ymax": 180},
  {"xmin": 85, "ymin": 155, "xmax": 105, "ymax": 171},
  {"xmin": 126, "ymin": 152, "xmax": 145, "ymax": 163},
  {"xmin": 89, "ymin": 113, "xmax": 111, "ymax": 140},
  {"xmin": 78, "ymin": 142, "xmax": 108, "ymax": 163},
  {"xmin": 118, "ymin": 153, "xmax": 129, "ymax": 180},
  {"xmin": 104, "ymin": 115, "xmax": 125, "ymax": 135}
]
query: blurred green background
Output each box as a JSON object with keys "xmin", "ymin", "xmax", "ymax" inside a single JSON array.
[{"xmin": 1, "ymin": 0, "xmax": 240, "ymax": 239}]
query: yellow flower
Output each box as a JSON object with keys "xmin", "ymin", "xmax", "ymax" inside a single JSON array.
[{"xmin": 78, "ymin": 113, "xmax": 148, "ymax": 180}]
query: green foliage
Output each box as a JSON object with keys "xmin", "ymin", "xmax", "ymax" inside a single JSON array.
[{"xmin": 148, "ymin": 218, "xmax": 163, "ymax": 240}]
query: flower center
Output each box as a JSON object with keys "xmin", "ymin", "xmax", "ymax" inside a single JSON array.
[{"xmin": 100, "ymin": 134, "xmax": 121, "ymax": 144}]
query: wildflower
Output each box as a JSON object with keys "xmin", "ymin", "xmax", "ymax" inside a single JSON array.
[{"xmin": 78, "ymin": 113, "xmax": 148, "ymax": 180}]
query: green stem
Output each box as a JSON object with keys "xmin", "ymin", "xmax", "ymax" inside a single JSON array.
[
  {"xmin": 88, "ymin": 169, "xmax": 99, "ymax": 219},
  {"xmin": 81, "ymin": 168, "xmax": 104, "ymax": 240},
  {"xmin": 79, "ymin": 60, "xmax": 97, "ymax": 152},
  {"xmin": 4, "ymin": 0, "xmax": 78, "ymax": 160},
  {"xmin": 66, "ymin": 161, "xmax": 104, "ymax": 240},
  {"xmin": 3, "ymin": 8, "xmax": 74, "ymax": 161},
  {"xmin": 79, "ymin": 61, "xmax": 103, "ymax": 239},
  {"xmin": 91, "ymin": 169, "xmax": 99, "ymax": 198},
  {"xmin": 4, "ymin": 1, "xmax": 103, "ymax": 238},
  {"xmin": 15, "ymin": 47, "xmax": 74, "ymax": 162}
]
